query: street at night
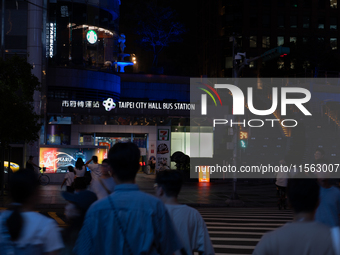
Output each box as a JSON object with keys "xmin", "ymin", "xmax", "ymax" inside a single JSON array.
[{"xmin": 1, "ymin": 0, "xmax": 340, "ymax": 254}]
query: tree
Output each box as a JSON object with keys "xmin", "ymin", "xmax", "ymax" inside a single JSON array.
[
  {"xmin": 135, "ymin": 3, "xmax": 185, "ymax": 68},
  {"xmin": 0, "ymin": 55, "xmax": 41, "ymax": 194},
  {"xmin": 0, "ymin": 55, "xmax": 42, "ymax": 145}
]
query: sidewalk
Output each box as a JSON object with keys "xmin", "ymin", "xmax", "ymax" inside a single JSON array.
[{"xmin": 0, "ymin": 173, "xmax": 278, "ymax": 209}]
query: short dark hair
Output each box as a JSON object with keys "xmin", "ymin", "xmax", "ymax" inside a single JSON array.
[
  {"xmin": 10, "ymin": 169, "xmax": 39, "ymax": 204},
  {"xmin": 75, "ymin": 158, "xmax": 84, "ymax": 170},
  {"xmin": 7, "ymin": 169, "xmax": 39, "ymax": 241},
  {"xmin": 155, "ymin": 170, "xmax": 183, "ymax": 197},
  {"xmin": 102, "ymin": 159, "xmax": 109, "ymax": 164},
  {"xmin": 68, "ymin": 166, "xmax": 74, "ymax": 172},
  {"xmin": 92, "ymin": 156, "xmax": 98, "ymax": 163},
  {"xmin": 315, "ymin": 148, "xmax": 325, "ymax": 155},
  {"xmin": 29, "ymin": 156, "xmax": 34, "ymax": 160},
  {"xmin": 108, "ymin": 143, "xmax": 140, "ymax": 182},
  {"xmin": 287, "ymin": 174, "xmax": 320, "ymax": 213}
]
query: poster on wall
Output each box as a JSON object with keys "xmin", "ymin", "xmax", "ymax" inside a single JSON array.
[
  {"xmin": 39, "ymin": 147, "xmax": 107, "ymax": 173},
  {"xmin": 156, "ymin": 128, "xmax": 171, "ymax": 169}
]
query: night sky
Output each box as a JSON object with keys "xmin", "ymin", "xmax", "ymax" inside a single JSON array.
[{"xmin": 119, "ymin": 0, "xmax": 200, "ymax": 76}]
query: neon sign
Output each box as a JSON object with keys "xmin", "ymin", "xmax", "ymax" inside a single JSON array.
[
  {"xmin": 87, "ymin": 30, "xmax": 98, "ymax": 44},
  {"xmin": 46, "ymin": 23, "xmax": 56, "ymax": 58},
  {"xmin": 103, "ymin": 98, "xmax": 116, "ymax": 111}
]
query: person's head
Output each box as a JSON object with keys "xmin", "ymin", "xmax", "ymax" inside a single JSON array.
[
  {"xmin": 62, "ymin": 190, "xmax": 97, "ymax": 223},
  {"xmin": 314, "ymin": 148, "xmax": 325, "ymax": 161},
  {"xmin": 101, "ymin": 159, "xmax": 111, "ymax": 176},
  {"xmin": 28, "ymin": 156, "xmax": 34, "ymax": 160},
  {"xmin": 92, "ymin": 156, "xmax": 98, "ymax": 163},
  {"xmin": 68, "ymin": 166, "xmax": 74, "ymax": 173},
  {"xmin": 108, "ymin": 142, "xmax": 140, "ymax": 183},
  {"xmin": 9, "ymin": 169, "xmax": 40, "ymax": 205},
  {"xmin": 75, "ymin": 158, "xmax": 84, "ymax": 169},
  {"xmin": 287, "ymin": 174, "xmax": 320, "ymax": 215},
  {"xmin": 155, "ymin": 170, "xmax": 183, "ymax": 200},
  {"xmin": 74, "ymin": 177, "xmax": 87, "ymax": 192},
  {"xmin": 7, "ymin": 169, "xmax": 40, "ymax": 241}
]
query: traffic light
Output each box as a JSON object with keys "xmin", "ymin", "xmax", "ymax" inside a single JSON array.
[
  {"xmin": 240, "ymin": 140, "xmax": 248, "ymax": 148},
  {"xmin": 239, "ymin": 131, "xmax": 248, "ymax": 140},
  {"xmin": 261, "ymin": 46, "xmax": 290, "ymax": 62},
  {"xmin": 239, "ymin": 131, "xmax": 248, "ymax": 148}
]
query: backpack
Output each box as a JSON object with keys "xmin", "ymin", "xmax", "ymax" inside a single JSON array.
[{"xmin": 84, "ymin": 170, "xmax": 92, "ymax": 185}]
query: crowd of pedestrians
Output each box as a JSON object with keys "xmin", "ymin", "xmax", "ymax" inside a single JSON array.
[{"xmin": 2, "ymin": 145, "xmax": 340, "ymax": 255}]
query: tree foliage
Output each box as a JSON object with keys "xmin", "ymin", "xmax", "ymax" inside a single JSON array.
[
  {"xmin": 0, "ymin": 56, "xmax": 42, "ymax": 146},
  {"xmin": 135, "ymin": 3, "xmax": 185, "ymax": 67}
]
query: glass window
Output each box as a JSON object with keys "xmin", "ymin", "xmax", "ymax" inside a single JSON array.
[
  {"xmin": 290, "ymin": 37, "xmax": 297, "ymax": 43},
  {"xmin": 290, "ymin": 16, "xmax": 297, "ymax": 28},
  {"xmin": 330, "ymin": 38, "xmax": 337, "ymax": 49},
  {"xmin": 330, "ymin": 17, "xmax": 337, "ymax": 29},
  {"xmin": 278, "ymin": 59, "xmax": 284, "ymax": 69},
  {"xmin": 318, "ymin": 17, "xmax": 325, "ymax": 29},
  {"xmin": 221, "ymin": 6, "xmax": 226, "ymax": 15},
  {"xmin": 278, "ymin": 36, "xmax": 284, "ymax": 46},
  {"xmin": 249, "ymin": 60, "xmax": 256, "ymax": 68},
  {"xmin": 262, "ymin": 15, "xmax": 270, "ymax": 28},
  {"xmin": 278, "ymin": 15, "xmax": 285, "ymax": 28},
  {"xmin": 220, "ymin": 27, "xmax": 225, "ymax": 36},
  {"xmin": 262, "ymin": 36, "xmax": 270, "ymax": 48},
  {"xmin": 330, "ymin": 0, "xmax": 337, "ymax": 8},
  {"xmin": 303, "ymin": 16, "xmax": 310, "ymax": 28},
  {"xmin": 250, "ymin": 36, "xmax": 257, "ymax": 48},
  {"xmin": 236, "ymin": 36, "xmax": 243, "ymax": 47},
  {"xmin": 318, "ymin": 37, "xmax": 325, "ymax": 44}
]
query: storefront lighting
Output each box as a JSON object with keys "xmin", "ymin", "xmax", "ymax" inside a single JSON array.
[
  {"xmin": 133, "ymin": 61, "xmax": 137, "ymax": 64},
  {"xmin": 68, "ymin": 24, "xmax": 114, "ymax": 36}
]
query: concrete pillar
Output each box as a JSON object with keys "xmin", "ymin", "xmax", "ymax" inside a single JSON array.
[{"xmin": 26, "ymin": 0, "xmax": 43, "ymax": 166}]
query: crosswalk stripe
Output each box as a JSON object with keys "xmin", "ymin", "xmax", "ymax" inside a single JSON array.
[
  {"xmin": 196, "ymin": 208, "xmax": 292, "ymax": 254},
  {"xmin": 208, "ymin": 231, "xmax": 267, "ymax": 235},
  {"xmin": 210, "ymin": 237, "xmax": 261, "ymax": 242},
  {"xmin": 203, "ymin": 217, "xmax": 289, "ymax": 222},
  {"xmin": 48, "ymin": 212, "xmax": 67, "ymax": 227},
  {"xmin": 206, "ymin": 222, "xmax": 285, "ymax": 226},
  {"xmin": 212, "ymin": 244, "xmax": 256, "ymax": 249},
  {"xmin": 207, "ymin": 226, "xmax": 279, "ymax": 230}
]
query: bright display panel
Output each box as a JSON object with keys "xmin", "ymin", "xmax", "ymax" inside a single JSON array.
[{"xmin": 39, "ymin": 147, "xmax": 107, "ymax": 173}]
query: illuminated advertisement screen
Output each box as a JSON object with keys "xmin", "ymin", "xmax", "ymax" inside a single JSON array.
[{"xmin": 39, "ymin": 147, "xmax": 107, "ymax": 173}]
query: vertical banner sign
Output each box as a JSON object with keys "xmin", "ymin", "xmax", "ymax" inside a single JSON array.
[{"xmin": 156, "ymin": 127, "xmax": 171, "ymax": 169}]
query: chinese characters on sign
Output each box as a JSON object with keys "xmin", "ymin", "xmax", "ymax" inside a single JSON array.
[
  {"xmin": 61, "ymin": 100, "xmax": 100, "ymax": 108},
  {"xmin": 61, "ymin": 99, "xmax": 195, "ymax": 111}
]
